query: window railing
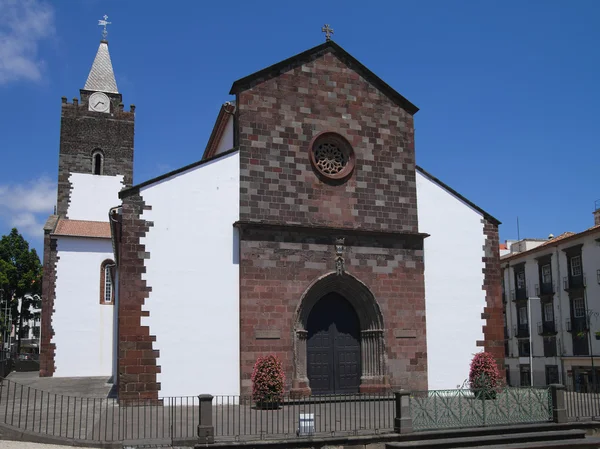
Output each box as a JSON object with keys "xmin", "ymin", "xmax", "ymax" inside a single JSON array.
[
  {"xmin": 514, "ymin": 324, "xmax": 529, "ymax": 339},
  {"xmin": 515, "ymin": 287, "xmax": 528, "ymax": 301},
  {"xmin": 566, "ymin": 318, "xmax": 589, "ymax": 333},
  {"xmin": 537, "ymin": 320, "xmax": 556, "ymax": 335},
  {"xmin": 564, "ymin": 275, "xmax": 586, "ymax": 290},
  {"xmin": 536, "ymin": 282, "xmax": 554, "ymax": 296}
]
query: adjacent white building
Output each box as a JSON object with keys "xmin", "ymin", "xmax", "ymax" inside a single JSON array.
[{"xmin": 502, "ymin": 207, "xmax": 600, "ymax": 391}]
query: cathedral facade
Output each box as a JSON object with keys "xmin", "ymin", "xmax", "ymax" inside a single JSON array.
[{"xmin": 41, "ymin": 36, "xmax": 504, "ymax": 401}]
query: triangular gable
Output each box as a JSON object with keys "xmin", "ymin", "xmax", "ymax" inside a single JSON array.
[
  {"xmin": 416, "ymin": 166, "xmax": 501, "ymax": 225},
  {"xmin": 229, "ymin": 40, "xmax": 419, "ymax": 115}
]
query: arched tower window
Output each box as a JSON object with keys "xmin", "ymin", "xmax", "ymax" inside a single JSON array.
[
  {"xmin": 100, "ymin": 259, "xmax": 115, "ymax": 305},
  {"xmin": 92, "ymin": 149, "xmax": 104, "ymax": 175}
]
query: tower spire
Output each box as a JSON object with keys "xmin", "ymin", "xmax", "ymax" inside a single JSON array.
[{"xmin": 84, "ymin": 16, "xmax": 118, "ymax": 94}]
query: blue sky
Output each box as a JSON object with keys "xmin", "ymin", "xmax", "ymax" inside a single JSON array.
[{"xmin": 0, "ymin": 0, "xmax": 598, "ymax": 254}]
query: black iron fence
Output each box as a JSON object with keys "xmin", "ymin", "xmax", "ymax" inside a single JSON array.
[
  {"xmin": 0, "ymin": 351, "xmax": 12, "ymax": 378},
  {"xmin": 213, "ymin": 393, "xmax": 395, "ymax": 441},
  {"xmin": 0, "ymin": 378, "xmax": 200, "ymax": 444},
  {"xmin": 0, "ymin": 379, "xmax": 594, "ymax": 445}
]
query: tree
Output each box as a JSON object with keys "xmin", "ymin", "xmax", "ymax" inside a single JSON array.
[{"xmin": 0, "ymin": 228, "xmax": 42, "ymax": 353}]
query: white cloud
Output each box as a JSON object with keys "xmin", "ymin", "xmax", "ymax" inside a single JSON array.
[
  {"xmin": 0, "ymin": 176, "xmax": 55, "ymax": 239},
  {"xmin": 0, "ymin": 0, "xmax": 55, "ymax": 85}
]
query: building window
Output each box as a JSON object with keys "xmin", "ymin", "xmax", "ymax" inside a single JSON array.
[
  {"xmin": 520, "ymin": 365, "xmax": 531, "ymax": 386},
  {"xmin": 573, "ymin": 298, "xmax": 585, "ymax": 318},
  {"xmin": 309, "ymin": 132, "xmax": 355, "ymax": 182},
  {"xmin": 519, "ymin": 306, "xmax": 528, "ymax": 324},
  {"xmin": 32, "ymin": 327, "xmax": 40, "ymax": 338},
  {"xmin": 570, "ymin": 255, "xmax": 582, "ymax": 277},
  {"xmin": 544, "ymin": 302, "xmax": 554, "ymax": 322},
  {"xmin": 516, "ymin": 271, "xmax": 525, "ymax": 289},
  {"xmin": 545, "ymin": 365, "xmax": 559, "ymax": 385},
  {"xmin": 518, "ymin": 339, "xmax": 530, "ymax": 357},
  {"xmin": 543, "ymin": 337, "xmax": 557, "ymax": 357},
  {"xmin": 542, "ymin": 264, "xmax": 552, "ymax": 284},
  {"xmin": 100, "ymin": 259, "xmax": 115, "ymax": 305},
  {"xmin": 92, "ymin": 149, "xmax": 104, "ymax": 175}
]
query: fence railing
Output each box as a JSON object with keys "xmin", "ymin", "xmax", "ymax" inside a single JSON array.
[
  {"xmin": 409, "ymin": 387, "xmax": 552, "ymax": 431},
  {"xmin": 0, "ymin": 379, "xmax": 591, "ymax": 444},
  {"xmin": 564, "ymin": 378, "xmax": 600, "ymax": 420},
  {"xmin": 0, "ymin": 378, "xmax": 200, "ymax": 444},
  {"xmin": 213, "ymin": 393, "xmax": 395, "ymax": 441}
]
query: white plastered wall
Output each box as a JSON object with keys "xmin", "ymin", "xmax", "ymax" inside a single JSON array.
[
  {"xmin": 68, "ymin": 173, "xmax": 124, "ymax": 221},
  {"xmin": 53, "ymin": 236, "xmax": 114, "ymax": 377},
  {"xmin": 416, "ymin": 172, "xmax": 487, "ymax": 390},
  {"xmin": 139, "ymin": 151, "xmax": 240, "ymax": 397}
]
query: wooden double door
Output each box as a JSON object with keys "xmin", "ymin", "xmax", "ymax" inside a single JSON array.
[{"xmin": 306, "ymin": 293, "xmax": 361, "ymax": 394}]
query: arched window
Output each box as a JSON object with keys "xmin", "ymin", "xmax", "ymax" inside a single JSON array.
[
  {"xmin": 92, "ymin": 149, "xmax": 104, "ymax": 175},
  {"xmin": 100, "ymin": 259, "xmax": 115, "ymax": 304}
]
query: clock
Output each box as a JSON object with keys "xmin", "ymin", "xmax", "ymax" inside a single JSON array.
[{"xmin": 88, "ymin": 92, "xmax": 110, "ymax": 113}]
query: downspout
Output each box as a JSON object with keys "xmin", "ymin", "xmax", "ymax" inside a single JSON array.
[
  {"xmin": 555, "ymin": 246, "xmax": 566, "ymax": 385},
  {"xmin": 506, "ymin": 262, "xmax": 514, "ymax": 385},
  {"xmin": 109, "ymin": 206, "xmax": 121, "ymax": 386}
]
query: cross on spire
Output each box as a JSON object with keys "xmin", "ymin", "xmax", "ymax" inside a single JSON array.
[
  {"xmin": 98, "ymin": 14, "xmax": 111, "ymax": 40},
  {"xmin": 321, "ymin": 24, "xmax": 333, "ymax": 41}
]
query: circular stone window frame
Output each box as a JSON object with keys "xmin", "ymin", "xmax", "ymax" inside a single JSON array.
[{"xmin": 309, "ymin": 131, "xmax": 356, "ymax": 182}]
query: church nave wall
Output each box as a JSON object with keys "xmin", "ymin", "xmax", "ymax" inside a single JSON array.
[
  {"xmin": 118, "ymin": 151, "xmax": 240, "ymax": 399},
  {"xmin": 51, "ymin": 236, "xmax": 115, "ymax": 377}
]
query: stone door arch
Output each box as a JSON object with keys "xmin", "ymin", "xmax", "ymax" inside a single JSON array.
[{"xmin": 291, "ymin": 272, "xmax": 387, "ymax": 397}]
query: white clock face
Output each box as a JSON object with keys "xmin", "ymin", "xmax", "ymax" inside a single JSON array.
[{"xmin": 89, "ymin": 92, "xmax": 110, "ymax": 113}]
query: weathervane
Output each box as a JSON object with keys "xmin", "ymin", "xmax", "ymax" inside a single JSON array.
[
  {"xmin": 321, "ymin": 24, "xmax": 333, "ymax": 41},
  {"xmin": 98, "ymin": 15, "xmax": 111, "ymax": 40}
]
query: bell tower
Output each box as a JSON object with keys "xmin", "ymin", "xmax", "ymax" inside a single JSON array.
[{"xmin": 56, "ymin": 32, "xmax": 135, "ymax": 219}]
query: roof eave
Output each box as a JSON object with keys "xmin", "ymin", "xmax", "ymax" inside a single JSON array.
[
  {"xmin": 416, "ymin": 165, "xmax": 501, "ymax": 226},
  {"xmin": 229, "ymin": 40, "xmax": 419, "ymax": 115}
]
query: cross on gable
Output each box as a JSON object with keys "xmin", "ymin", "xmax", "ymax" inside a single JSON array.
[{"xmin": 321, "ymin": 24, "xmax": 333, "ymax": 41}]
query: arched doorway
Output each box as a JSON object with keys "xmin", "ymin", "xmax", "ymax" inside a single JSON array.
[
  {"xmin": 307, "ymin": 293, "xmax": 361, "ymax": 394},
  {"xmin": 292, "ymin": 272, "xmax": 387, "ymax": 397}
]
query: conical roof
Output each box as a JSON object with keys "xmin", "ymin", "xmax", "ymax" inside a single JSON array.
[{"xmin": 84, "ymin": 40, "xmax": 118, "ymax": 94}]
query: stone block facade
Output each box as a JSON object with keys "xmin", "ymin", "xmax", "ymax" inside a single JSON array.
[
  {"xmin": 235, "ymin": 49, "xmax": 418, "ymax": 234},
  {"xmin": 234, "ymin": 45, "xmax": 427, "ymax": 395},
  {"xmin": 40, "ymin": 218, "xmax": 59, "ymax": 377},
  {"xmin": 481, "ymin": 218, "xmax": 505, "ymax": 377},
  {"xmin": 57, "ymin": 92, "xmax": 134, "ymax": 217},
  {"xmin": 238, "ymin": 224, "xmax": 428, "ymax": 396},
  {"xmin": 115, "ymin": 192, "xmax": 160, "ymax": 402}
]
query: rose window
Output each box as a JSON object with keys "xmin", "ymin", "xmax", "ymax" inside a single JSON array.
[
  {"xmin": 314, "ymin": 142, "xmax": 348, "ymax": 175},
  {"xmin": 309, "ymin": 132, "xmax": 355, "ymax": 182}
]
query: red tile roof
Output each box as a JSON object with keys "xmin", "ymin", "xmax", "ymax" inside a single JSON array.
[
  {"xmin": 499, "ymin": 243, "xmax": 507, "ymax": 250},
  {"xmin": 501, "ymin": 225, "xmax": 600, "ymax": 261},
  {"xmin": 53, "ymin": 219, "xmax": 111, "ymax": 239}
]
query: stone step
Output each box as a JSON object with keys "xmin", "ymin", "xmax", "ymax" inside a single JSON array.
[
  {"xmin": 466, "ymin": 436, "xmax": 600, "ymax": 449},
  {"xmin": 392, "ymin": 423, "xmax": 575, "ymax": 442},
  {"xmin": 387, "ymin": 429, "xmax": 587, "ymax": 448}
]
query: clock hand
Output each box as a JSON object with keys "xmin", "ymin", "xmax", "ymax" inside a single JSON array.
[{"xmin": 95, "ymin": 101, "xmax": 104, "ymax": 107}]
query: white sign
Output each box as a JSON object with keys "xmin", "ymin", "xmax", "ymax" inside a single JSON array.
[{"xmin": 297, "ymin": 413, "xmax": 315, "ymax": 436}]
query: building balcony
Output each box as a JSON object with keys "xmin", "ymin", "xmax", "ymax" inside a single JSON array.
[
  {"xmin": 566, "ymin": 318, "xmax": 589, "ymax": 333},
  {"xmin": 535, "ymin": 282, "xmax": 554, "ymax": 297},
  {"xmin": 514, "ymin": 324, "xmax": 530, "ymax": 339},
  {"xmin": 564, "ymin": 275, "xmax": 586, "ymax": 291},
  {"xmin": 537, "ymin": 320, "xmax": 557, "ymax": 335},
  {"xmin": 511, "ymin": 288, "xmax": 528, "ymax": 302}
]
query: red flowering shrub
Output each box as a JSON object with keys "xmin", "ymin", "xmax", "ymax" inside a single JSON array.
[
  {"xmin": 251, "ymin": 354, "xmax": 285, "ymax": 405},
  {"xmin": 469, "ymin": 352, "xmax": 501, "ymax": 398}
]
